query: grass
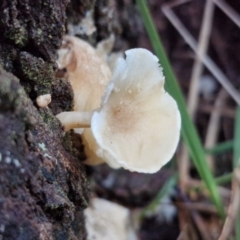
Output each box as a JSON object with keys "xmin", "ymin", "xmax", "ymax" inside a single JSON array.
[
  {"xmin": 205, "ymin": 140, "xmax": 233, "ymax": 155},
  {"xmin": 136, "ymin": 0, "xmax": 225, "ymax": 218},
  {"xmin": 234, "ymin": 106, "xmax": 240, "ymax": 239},
  {"xmin": 140, "ymin": 174, "xmax": 178, "ymax": 220},
  {"xmin": 233, "ymin": 106, "xmax": 240, "ymax": 168},
  {"xmin": 215, "ymin": 173, "xmax": 232, "ymax": 185}
]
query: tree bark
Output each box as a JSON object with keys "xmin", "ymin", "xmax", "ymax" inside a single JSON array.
[{"xmin": 0, "ymin": 1, "xmax": 89, "ymax": 239}]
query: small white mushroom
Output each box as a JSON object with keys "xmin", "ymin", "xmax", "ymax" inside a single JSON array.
[
  {"xmin": 36, "ymin": 94, "xmax": 51, "ymax": 108},
  {"xmin": 57, "ymin": 48, "xmax": 181, "ymax": 173},
  {"xmin": 57, "ymin": 35, "xmax": 112, "ymax": 112},
  {"xmin": 84, "ymin": 198, "xmax": 137, "ymax": 240},
  {"xmin": 56, "ymin": 36, "xmax": 113, "ymax": 165}
]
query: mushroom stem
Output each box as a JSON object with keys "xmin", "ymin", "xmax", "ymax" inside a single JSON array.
[{"xmin": 56, "ymin": 111, "xmax": 93, "ymax": 131}]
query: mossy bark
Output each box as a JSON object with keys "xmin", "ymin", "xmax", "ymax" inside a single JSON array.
[{"xmin": 0, "ymin": 1, "xmax": 89, "ymax": 239}]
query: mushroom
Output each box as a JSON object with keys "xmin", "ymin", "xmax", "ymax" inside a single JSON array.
[
  {"xmin": 84, "ymin": 198, "xmax": 137, "ymax": 240},
  {"xmin": 57, "ymin": 35, "xmax": 112, "ymax": 141},
  {"xmin": 36, "ymin": 94, "xmax": 51, "ymax": 108},
  {"xmin": 57, "ymin": 35, "xmax": 112, "ymax": 112},
  {"xmin": 56, "ymin": 48, "xmax": 181, "ymax": 173}
]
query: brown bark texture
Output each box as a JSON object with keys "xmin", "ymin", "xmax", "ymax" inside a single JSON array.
[{"xmin": 0, "ymin": 0, "xmax": 91, "ymax": 239}]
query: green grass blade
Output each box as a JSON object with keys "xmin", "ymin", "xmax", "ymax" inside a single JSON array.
[
  {"xmin": 140, "ymin": 174, "xmax": 177, "ymax": 220},
  {"xmin": 234, "ymin": 106, "xmax": 240, "ymax": 238},
  {"xmin": 205, "ymin": 140, "xmax": 233, "ymax": 155},
  {"xmin": 136, "ymin": 0, "xmax": 225, "ymax": 218},
  {"xmin": 234, "ymin": 106, "xmax": 240, "ymax": 168},
  {"xmin": 215, "ymin": 173, "xmax": 233, "ymax": 185}
]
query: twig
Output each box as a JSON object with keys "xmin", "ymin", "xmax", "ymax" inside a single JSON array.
[
  {"xmin": 211, "ymin": 0, "xmax": 240, "ymax": 29},
  {"xmin": 167, "ymin": 0, "xmax": 191, "ymax": 8},
  {"xmin": 199, "ymin": 104, "xmax": 235, "ymax": 118},
  {"xmin": 204, "ymin": 89, "xmax": 227, "ymax": 170},
  {"xmin": 161, "ymin": 4, "xmax": 240, "ymax": 105},
  {"xmin": 218, "ymin": 168, "xmax": 240, "ymax": 240},
  {"xmin": 178, "ymin": 202, "xmax": 224, "ymax": 214},
  {"xmin": 177, "ymin": 225, "xmax": 191, "ymax": 240},
  {"xmin": 188, "ymin": 0, "xmax": 215, "ymax": 119},
  {"xmin": 176, "ymin": 188, "xmax": 213, "ymax": 240},
  {"xmin": 178, "ymin": 146, "xmax": 189, "ymax": 192},
  {"xmin": 191, "ymin": 211, "xmax": 213, "ymax": 240},
  {"xmin": 188, "ymin": 178, "xmax": 231, "ymax": 199},
  {"xmin": 178, "ymin": 0, "xmax": 215, "ymax": 191}
]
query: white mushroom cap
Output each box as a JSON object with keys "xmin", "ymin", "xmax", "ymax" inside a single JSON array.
[
  {"xmin": 89, "ymin": 48, "xmax": 181, "ymax": 173},
  {"xmin": 84, "ymin": 198, "xmax": 137, "ymax": 240}
]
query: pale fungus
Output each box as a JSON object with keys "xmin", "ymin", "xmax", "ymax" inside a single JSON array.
[
  {"xmin": 36, "ymin": 94, "xmax": 51, "ymax": 108},
  {"xmin": 56, "ymin": 35, "xmax": 112, "ymax": 141},
  {"xmin": 56, "ymin": 47, "xmax": 181, "ymax": 173},
  {"xmin": 84, "ymin": 198, "xmax": 137, "ymax": 240},
  {"xmin": 57, "ymin": 35, "xmax": 112, "ymax": 112}
]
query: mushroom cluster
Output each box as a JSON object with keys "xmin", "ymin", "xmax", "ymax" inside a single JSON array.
[{"xmin": 56, "ymin": 36, "xmax": 181, "ymax": 173}]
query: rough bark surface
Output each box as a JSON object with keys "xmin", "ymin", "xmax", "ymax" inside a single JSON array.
[
  {"xmin": 0, "ymin": 0, "xmax": 90, "ymax": 239},
  {"xmin": 0, "ymin": 0, "xmax": 69, "ymax": 97},
  {"xmin": 0, "ymin": 68, "xmax": 89, "ymax": 240}
]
